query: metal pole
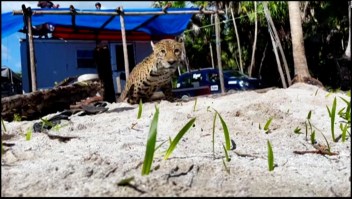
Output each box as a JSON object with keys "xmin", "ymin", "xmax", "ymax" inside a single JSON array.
[
  {"xmin": 26, "ymin": 7, "xmax": 37, "ymax": 91},
  {"xmin": 119, "ymin": 7, "xmax": 130, "ymax": 79},
  {"xmin": 215, "ymin": 4, "xmax": 225, "ymax": 94},
  {"xmin": 13, "ymin": 10, "xmax": 225, "ymax": 16}
]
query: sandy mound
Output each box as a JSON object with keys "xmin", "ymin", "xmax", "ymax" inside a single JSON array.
[{"xmin": 1, "ymin": 83, "xmax": 351, "ymax": 196}]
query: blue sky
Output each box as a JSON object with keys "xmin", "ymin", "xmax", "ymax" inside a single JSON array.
[{"xmin": 1, "ymin": 1, "xmax": 154, "ymax": 73}]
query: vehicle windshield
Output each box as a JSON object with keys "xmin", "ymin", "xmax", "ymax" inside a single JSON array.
[{"xmin": 223, "ymin": 70, "xmax": 245, "ymax": 78}]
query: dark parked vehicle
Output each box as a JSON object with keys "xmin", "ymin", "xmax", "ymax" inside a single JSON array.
[{"xmin": 172, "ymin": 68, "xmax": 263, "ymax": 98}]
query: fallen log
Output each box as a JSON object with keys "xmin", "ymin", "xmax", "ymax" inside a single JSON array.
[{"xmin": 1, "ymin": 81, "xmax": 103, "ymax": 122}]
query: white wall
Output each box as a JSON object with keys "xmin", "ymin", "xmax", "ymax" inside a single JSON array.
[{"xmin": 20, "ymin": 39, "xmax": 153, "ymax": 93}]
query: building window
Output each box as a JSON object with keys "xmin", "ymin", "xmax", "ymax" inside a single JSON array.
[{"xmin": 77, "ymin": 49, "xmax": 95, "ymax": 68}]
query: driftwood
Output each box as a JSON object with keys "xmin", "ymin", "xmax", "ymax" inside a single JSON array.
[{"xmin": 1, "ymin": 81, "xmax": 102, "ymax": 122}]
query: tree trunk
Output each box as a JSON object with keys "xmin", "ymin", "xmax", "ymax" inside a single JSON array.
[
  {"xmin": 288, "ymin": 1, "xmax": 323, "ymax": 87},
  {"xmin": 229, "ymin": 2, "xmax": 243, "ymax": 73},
  {"xmin": 344, "ymin": 1, "xmax": 351, "ymax": 60},
  {"xmin": 263, "ymin": 1, "xmax": 291, "ymax": 87},
  {"xmin": 269, "ymin": 26, "xmax": 287, "ymax": 88},
  {"xmin": 248, "ymin": 1, "xmax": 258, "ymax": 77},
  {"xmin": 215, "ymin": 2, "xmax": 225, "ymax": 94},
  {"xmin": 1, "ymin": 81, "xmax": 102, "ymax": 122}
]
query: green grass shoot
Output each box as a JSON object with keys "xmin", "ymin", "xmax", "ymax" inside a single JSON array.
[
  {"xmin": 340, "ymin": 123, "xmax": 349, "ymax": 142},
  {"xmin": 1, "ymin": 118, "xmax": 7, "ymax": 132},
  {"xmin": 216, "ymin": 111, "xmax": 231, "ymax": 151},
  {"xmin": 137, "ymin": 99, "xmax": 143, "ymax": 119},
  {"xmin": 212, "ymin": 112, "xmax": 217, "ymax": 157},
  {"xmin": 326, "ymin": 97, "xmax": 337, "ymax": 142},
  {"xmin": 13, "ymin": 113, "xmax": 22, "ymax": 122},
  {"xmin": 307, "ymin": 119, "xmax": 312, "ymax": 134},
  {"xmin": 207, "ymin": 106, "xmax": 211, "ymax": 112},
  {"xmin": 193, "ymin": 98, "xmax": 197, "ymax": 112},
  {"xmin": 305, "ymin": 121, "xmax": 308, "ymax": 141},
  {"xmin": 41, "ymin": 117, "xmax": 54, "ymax": 129},
  {"xmin": 314, "ymin": 89, "xmax": 319, "ymax": 96},
  {"xmin": 117, "ymin": 176, "xmax": 135, "ymax": 186},
  {"xmin": 264, "ymin": 117, "xmax": 273, "ymax": 133},
  {"xmin": 267, "ymin": 140, "xmax": 274, "ymax": 172},
  {"xmin": 141, "ymin": 106, "xmax": 159, "ymax": 176},
  {"xmin": 339, "ymin": 97, "xmax": 351, "ymax": 122},
  {"xmin": 307, "ymin": 110, "xmax": 312, "ymax": 120},
  {"xmin": 154, "ymin": 139, "xmax": 168, "ymax": 152},
  {"xmin": 294, "ymin": 127, "xmax": 302, "ymax": 134},
  {"xmin": 25, "ymin": 129, "xmax": 33, "ymax": 141},
  {"xmin": 164, "ymin": 117, "xmax": 196, "ymax": 160},
  {"xmin": 319, "ymin": 131, "xmax": 332, "ymax": 154},
  {"xmin": 222, "ymin": 144, "xmax": 231, "ymax": 162},
  {"xmin": 222, "ymin": 158, "xmax": 230, "ymax": 174},
  {"xmin": 310, "ymin": 130, "xmax": 316, "ymax": 144},
  {"xmin": 168, "ymin": 136, "xmax": 172, "ymax": 144},
  {"xmin": 1, "ymin": 141, "xmax": 4, "ymax": 155}
]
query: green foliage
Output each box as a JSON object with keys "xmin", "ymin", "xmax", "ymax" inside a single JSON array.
[
  {"xmin": 154, "ymin": 139, "xmax": 168, "ymax": 152},
  {"xmin": 339, "ymin": 123, "xmax": 349, "ymax": 142},
  {"xmin": 13, "ymin": 113, "xmax": 22, "ymax": 122},
  {"xmin": 294, "ymin": 127, "xmax": 302, "ymax": 134},
  {"xmin": 319, "ymin": 131, "xmax": 332, "ymax": 154},
  {"xmin": 267, "ymin": 140, "xmax": 274, "ymax": 172},
  {"xmin": 1, "ymin": 118, "xmax": 6, "ymax": 132},
  {"xmin": 306, "ymin": 111, "xmax": 313, "ymax": 141},
  {"xmin": 222, "ymin": 144, "xmax": 231, "ymax": 162},
  {"xmin": 216, "ymin": 111, "xmax": 231, "ymax": 151},
  {"xmin": 264, "ymin": 117, "xmax": 273, "ymax": 133},
  {"xmin": 338, "ymin": 97, "xmax": 351, "ymax": 124},
  {"xmin": 164, "ymin": 117, "xmax": 196, "ymax": 160},
  {"xmin": 25, "ymin": 128, "xmax": 32, "ymax": 141},
  {"xmin": 307, "ymin": 110, "xmax": 312, "ymax": 120},
  {"xmin": 326, "ymin": 97, "xmax": 337, "ymax": 142},
  {"xmin": 338, "ymin": 96, "xmax": 351, "ymax": 142},
  {"xmin": 41, "ymin": 118, "xmax": 55, "ymax": 129},
  {"xmin": 222, "ymin": 158, "xmax": 230, "ymax": 174},
  {"xmin": 152, "ymin": 1, "xmax": 187, "ymax": 8},
  {"xmin": 212, "ymin": 112, "xmax": 217, "ymax": 157},
  {"xmin": 193, "ymin": 98, "xmax": 197, "ymax": 112},
  {"xmin": 141, "ymin": 106, "xmax": 159, "ymax": 176},
  {"xmin": 137, "ymin": 99, "xmax": 143, "ymax": 119},
  {"xmin": 310, "ymin": 130, "xmax": 316, "ymax": 144},
  {"xmin": 117, "ymin": 176, "xmax": 135, "ymax": 186},
  {"xmin": 1, "ymin": 141, "xmax": 4, "ymax": 155}
]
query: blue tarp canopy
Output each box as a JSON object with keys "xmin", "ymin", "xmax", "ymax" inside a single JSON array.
[{"xmin": 1, "ymin": 7, "xmax": 197, "ymax": 38}]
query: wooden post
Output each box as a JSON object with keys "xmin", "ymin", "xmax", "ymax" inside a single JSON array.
[
  {"xmin": 118, "ymin": 6, "xmax": 130, "ymax": 79},
  {"xmin": 26, "ymin": 7, "xmax": 37, "ymax": 91},
  {"xmin": 22, "ymin": 5, "xmax": 32, "ymax": 92},
  {"xmin": 215, "ymin": 6, "xmax": 225, "ymax": 94},
  {"xmin": 94, "ymin": 44, "xmax": 116, "ymax": 102},
  {"xmin": 209, "ymin": 42, "xmax": 215, "ymax": 69}
]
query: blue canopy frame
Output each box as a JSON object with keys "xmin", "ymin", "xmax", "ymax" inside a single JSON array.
[{"xmin": 2, "ymin": 7, "xmax": 198, "ymax": 38}]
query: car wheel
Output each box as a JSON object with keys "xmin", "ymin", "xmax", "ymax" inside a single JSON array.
[
  {"xmin": 227, "ymin": 89, "xmax": 236, "ymax": 94},
  {"xmin": 181, "ymin": 94, "xmax": 190, "ymax": 100}
]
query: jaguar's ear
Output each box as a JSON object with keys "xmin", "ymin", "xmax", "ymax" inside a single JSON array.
[
  {"xmin": 151, "ymin": 40, "xmax": 155, "ymax": 50},
  {"xmin": 175, "ymin": 36, "xmax": 184, "ymax": 43}
]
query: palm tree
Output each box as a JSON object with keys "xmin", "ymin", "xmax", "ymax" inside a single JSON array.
[
  {"xmin": 344, "ymin": 1, "xmax": 351, "ymax": 60},
  {"xmin": 288, "ymin": 1, "xmax": 323, "ymax": 86}
]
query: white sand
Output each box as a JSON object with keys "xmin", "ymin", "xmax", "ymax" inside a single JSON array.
[{"xmin": 1, "ymin": 83, "xmax": 351, "ymax": 196}]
